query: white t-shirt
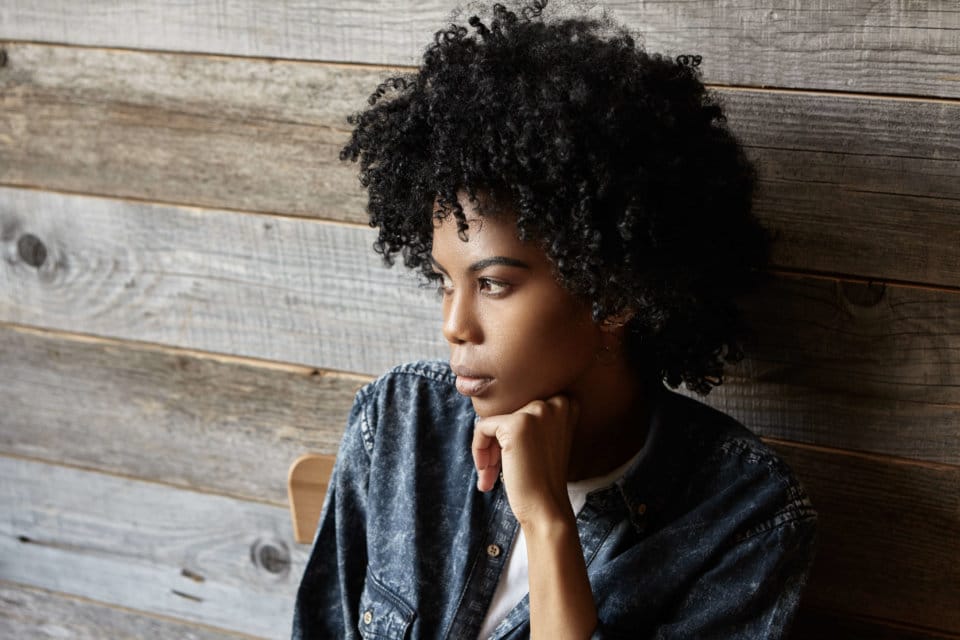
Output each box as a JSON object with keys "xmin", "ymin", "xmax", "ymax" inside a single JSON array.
[{"xmin": 475, "ymin": 449, "xmax": 643, "ymax": 639}]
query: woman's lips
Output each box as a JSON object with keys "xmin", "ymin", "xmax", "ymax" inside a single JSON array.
[{"xmin": 454, "ymin": 374, "xmax": 494, "ymax": 397}]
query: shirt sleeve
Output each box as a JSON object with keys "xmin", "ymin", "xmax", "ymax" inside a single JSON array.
[
  {"xmin": 291, "ymin": 389, "xmax": 372, "ymax": 640},
  {"xmin": 592, "ymin": 513, "xmax": 818, "ymax": 640}
]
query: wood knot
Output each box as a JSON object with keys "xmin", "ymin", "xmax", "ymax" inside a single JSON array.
[
  {"xmin": 18, "ymin": 233, "xmax": 48, "ymax": 268},
  {"xmin": 837, "ymin": 280, "xmax": 887, "ymax": 317},
  {"xmin": 250, "ymin": 538, "xmax": 291, "ymax": 577},
  {"xmin": 839, "ymin": 281, "xmax": 886, "ymax": 307}
]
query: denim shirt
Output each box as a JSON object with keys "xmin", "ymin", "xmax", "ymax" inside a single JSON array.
[{"xmin": 292, "ymin": 360, "xmax": 817, "ymax": 639}]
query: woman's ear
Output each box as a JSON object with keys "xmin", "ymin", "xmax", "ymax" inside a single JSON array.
[
  {"xmin": 599, "ymin": 309, "xmax": 635, "ymax": 333},
  {"xmin": 595, "ymin": 309, "xmax": 634, "ymax": 364}
]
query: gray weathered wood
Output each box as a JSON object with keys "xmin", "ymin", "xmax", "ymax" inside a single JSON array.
[
  {"xmin": 772, "ymin": 441, "xmax": 960, "ymax": 634},
  {"xmin": 0, "ymin": 456, "xmax": 309, "ymax": 639},
  {"xmin": 0, "ymin": 43, "xmax": 374, "ymax": 224},
  {"xmin": 0, "ymin": 324, "xmax": 366, "ymax": 505},
  {"xmin": 0, "ymin": 186, "xmax": 447, "ymax": 376},
  {"xmin": 1, "ymin": 1, "xmax": 958, "ymax": 96},
  {"xmin": 2, "ymin": 44, "xmax": 957, "ymax": 286},
  {"xmin": 0, "ymin": 581, "xmax": 247, "ymax": 640}
]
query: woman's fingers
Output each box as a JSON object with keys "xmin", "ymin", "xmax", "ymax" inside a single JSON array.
[
  {"xmin": 472, "ymin": 395, "xmax": 579, "ymax": 498},
  {"xmin": 472, "ymin": 422, "xmax": 502, "ymax": 492}
]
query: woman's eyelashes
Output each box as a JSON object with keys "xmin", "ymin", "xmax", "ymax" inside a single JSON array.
[
  {"xmin": 477, "ymin": 277, "xmax": 509, "ymax": 296},
  {"xmin": 432, "ymin": 272, "xmax": 510, "ymax": 297}
]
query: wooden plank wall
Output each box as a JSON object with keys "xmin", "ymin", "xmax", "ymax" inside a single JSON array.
[{"xmin": 1, "ymin": 1, "xmax": 957, "ymax": 637}]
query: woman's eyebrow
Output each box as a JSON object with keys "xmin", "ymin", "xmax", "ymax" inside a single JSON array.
[
  {"xmin": 429, "ymin": 256, "xmax": 531, "ymax": 273},
  {"xmin": 468, "ymin": 257, "xmax": 531, "ymax": 272}
]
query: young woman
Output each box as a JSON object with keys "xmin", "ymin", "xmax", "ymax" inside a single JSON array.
[{"xmin": 293, "ymin": 1, "xmax": 817, "ymax": 638}]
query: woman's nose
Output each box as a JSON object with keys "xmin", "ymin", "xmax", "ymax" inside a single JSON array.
[{"xmin": 442, "ymin": 291, "xmax": 481, "ymax": 345}]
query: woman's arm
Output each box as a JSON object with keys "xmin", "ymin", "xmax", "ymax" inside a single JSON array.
[
  {"xmin": 524, "ymin": 513, "xmax": 598, "ymax": 639},
  {"xmin": 292, "ymin": 391, "xmax": 371, "ymax": 640},
  {"xmin": 473, "ymin": 396, "xmax": 598, "ymax": 639}
]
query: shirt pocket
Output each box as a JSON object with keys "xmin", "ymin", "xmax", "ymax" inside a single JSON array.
[{"xmin": 357, "ymin": 571, "xmax": 416, "ymax": 639}]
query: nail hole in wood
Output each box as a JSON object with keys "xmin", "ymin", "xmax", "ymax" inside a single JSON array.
[{"xmin": 181, "ymin": 568, "xmax": 206, "ymax": 583}]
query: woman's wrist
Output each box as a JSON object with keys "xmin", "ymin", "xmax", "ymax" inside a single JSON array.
[
  {"xmin": 524, "ymin": 507, "xmax": 598, "ymax": 640},
  {"xmin": 517, "ymin": 500, "xmax": 578, "ymax": 538}
]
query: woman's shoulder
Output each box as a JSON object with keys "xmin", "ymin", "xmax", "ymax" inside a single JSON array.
[
  {"xmin": 384, "ymin": 359, "xmax": 457, "ymax": 384},
  {"xmin": 660, "ymin": 391, "xmax": 798, "ymax": 480},
  {"xmin": 348, "ymin": 359, "xmax": 472, "ymax": 454},
  {"xmin": 648, "ymin": 391, "xmax": 816, "ymax": 535},
  {"xmin": 356, "ymin": 359, "xmax": 458, "ymax": 407}
]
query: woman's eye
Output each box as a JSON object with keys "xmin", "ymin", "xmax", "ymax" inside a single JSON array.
[
  {"xmin": 478, "ymin": 278, "xmax": 509, "ymax": 295},
  {"xmin": 435, "ymin": 274, "xmax": 454, "ymax": 296}
]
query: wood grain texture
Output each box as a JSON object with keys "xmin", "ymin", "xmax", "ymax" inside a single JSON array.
[
  {"xmin": 1, "ymin": 1, "xmax": 959, "ymax": 96},
  {"xmin": 0, "ymin": 43, "xmax": 373, "ymax": 223},
  {"xmin": 0, "ymin": 324, "xmax": 365, "ymax": 505},
  {"xmin": 721, "ymin": 90, "xmax": 960, "ymax": 288},
  {"xmin": 0, "ymin": 581, "xmax": 249, "ymax": 640},
  {"xmin": 707, "ymin": 276, "xmax": 960, "ymax": 465},
  {"xmin": 0, "ymin": 186, "xmax": 448, "ymax": 376},
  {"xmin": 0, "ymin": 456, "xmax": 309, "ymax": 639},
  {"xmin": 771, "ymin": 441, "xmax": 960, "ymax": 634},
  {"xmin": 2, "ymin": 44, "xmax": 957, "ymax": 285}
]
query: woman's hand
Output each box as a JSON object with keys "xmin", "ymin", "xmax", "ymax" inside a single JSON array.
[
  {"xmin": 474, "ymin": 395, "xmax": 598, "ymax": 638},
  {"xmin": 472, "ymin": 395, "xmax": 580, "ymax": 527}
]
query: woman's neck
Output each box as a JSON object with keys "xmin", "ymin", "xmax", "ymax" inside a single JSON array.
[{"xmin": 565, "ymin": 362, "xmax": 652, "ymax": 481}]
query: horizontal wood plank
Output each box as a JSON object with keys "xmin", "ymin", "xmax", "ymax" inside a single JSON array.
[
  {"xmin": 2, "ymin": 44, "xmax": 957, "ymax": 285},
  {"xmin": 771, "ymin": 442, "xmax": 960, "ymax": 634},
  {"xmin": 1, "ymin": 1, "xmax": 958, "ymax": 96},
  {"xmin": 0, "ymin": 324, "xmax": 364, "ymax": 505},
  {"xmin": 0, "ymin": 456, "xmax": 309, "ymax": 639},
  {"xmin": 0, "ymin": 43, "xmax": 372, "ymax": 224},
  {"xmin": 0, "ymin": 186, "xmax": 448, "ymax": 376},
  {"xmin": 0, "ymin": 581, "xmax": 247, "ymax": 640}
]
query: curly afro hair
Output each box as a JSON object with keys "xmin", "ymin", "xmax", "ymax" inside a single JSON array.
[{"xmin": 340, "ymin": 0, "xmax": 770, "ymax": 394}]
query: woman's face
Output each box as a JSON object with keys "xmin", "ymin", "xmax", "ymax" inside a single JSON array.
[{"xmin": 430, "ymin": 192, "xmax": 604, "ymax": 418}]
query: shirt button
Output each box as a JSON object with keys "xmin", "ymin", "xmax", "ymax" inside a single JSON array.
[
  {"xmin": 487, "ymin": 543, "xmax": 501, "ymax": 558},
  {"xmin": 636, "ymin": 503, "xmax": 647, "ymax": 516},
  {"xmin": 362, "ymin": 610, "xmax": 373, "ymax": 625}
]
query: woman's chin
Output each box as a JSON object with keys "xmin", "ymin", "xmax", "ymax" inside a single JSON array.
[
  {"xmin": 469, "ymin": 396, "xmax": 499, "ymax": 418},
  {"xmin": 469, "ymin": 394, "xmax": 530, "ymax": 419}
]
